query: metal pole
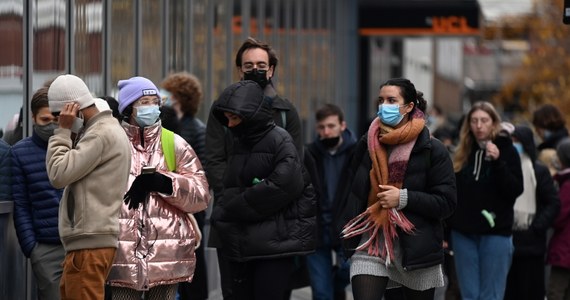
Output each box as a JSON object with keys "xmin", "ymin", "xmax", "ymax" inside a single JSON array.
[
  {"xmin": 206, "ymin": 0, "xmax": 214, "ymax": 106},
  {"xmin": 103, "ymin": 0, "xmax": 111, "ymax": 95},
  {"xmin": 185, "ymin": 0, "xmax": 194, "ymax": 72},
  {"xmin": 241, "ymin": 0, "xmax": 251, "ymax": 40},
  {"xmin": 226, "ymin": 0, "xmax": 234, "ymax": 86},
  {"xmin": 161, "ymin": 0, "xmax": 169, "ymax": 77},
  {"xmin": 135, "ymin": 0, "xmax": 141, "ymax": 75},
  {"xmin": 67, "ymin": 0, "xmax": 74, "ymax": 74},
  {"xmin": 23, "ymin": 0, "xmax": 34, "ymax": 295}
]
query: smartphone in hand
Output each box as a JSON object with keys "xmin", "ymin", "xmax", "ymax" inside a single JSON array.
[{"xmin": 141, "ymin": 165, "xmax": 156, "ymax": 174}]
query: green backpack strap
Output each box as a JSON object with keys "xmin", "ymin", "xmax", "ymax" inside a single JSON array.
[{"xmin": 161, "ymin": 127, "xmax": 176, "ymax": 172}]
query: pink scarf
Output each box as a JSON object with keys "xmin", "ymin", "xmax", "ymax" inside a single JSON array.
[{"xmin": 342, "ymin": 109, "xmax": 425, "ymax": 265}]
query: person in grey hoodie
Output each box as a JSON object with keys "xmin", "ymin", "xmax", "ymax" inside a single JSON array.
[{"xmin": 46, "ymin": 74, "xmax": 132, "ymax": 300}]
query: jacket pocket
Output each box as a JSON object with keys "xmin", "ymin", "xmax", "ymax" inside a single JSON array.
[{"xmin": 66, "ymin": 188, "xmax": 75, "ymax": 229}]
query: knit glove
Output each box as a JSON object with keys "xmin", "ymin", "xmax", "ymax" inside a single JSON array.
[{"xmin": 124, "ymin": 173, "xmax": 173, "ymax": 210}]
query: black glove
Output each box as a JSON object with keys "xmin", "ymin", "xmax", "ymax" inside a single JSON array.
[
  {"xmin": 124, "ymin": 174, "xmax": 151, "ymax": 210},
  {"xmin": 123, "ymin": 191, "xmax": 146, "ymax": 210},
  {"xmin": 123, "ymin": 173, "xmax": 172, "ymax": 210},
  {"xmin": 148, "ymin": 172, "xmax": 173, "ymax": 194}
]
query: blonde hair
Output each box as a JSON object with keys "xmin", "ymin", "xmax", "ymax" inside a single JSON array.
[{"xmin": 453, "ymin": 101, "xmax": 502, "ymax": 172}]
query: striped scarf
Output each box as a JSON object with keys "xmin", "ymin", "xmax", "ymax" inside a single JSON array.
[{"xmin": 342, "ymin": 109, "xmax": 425, "ymax": 265}]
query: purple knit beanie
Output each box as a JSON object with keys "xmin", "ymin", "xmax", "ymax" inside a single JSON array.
[{"xmin": 117, "ymin": 76, "xmax": 161, "ymax": 113}]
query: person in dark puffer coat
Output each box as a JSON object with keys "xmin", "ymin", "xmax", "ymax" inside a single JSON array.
[
  {"xmin": 504, "ymin": 125, "xmax": 560, "ymax": 300},
  {"xmin": 210, "ymin": 80, "xmax": 316, "ymax": 300},
  {"xmin": 11, "ymin": 87, "xmax": 65, "ymax": 300}
]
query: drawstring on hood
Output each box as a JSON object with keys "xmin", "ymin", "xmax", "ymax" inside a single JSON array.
[{"xmin": 473, "ymin": 149, "xmax": 485, "ymax": 181}]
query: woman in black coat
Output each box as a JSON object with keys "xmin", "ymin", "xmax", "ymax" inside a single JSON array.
[
  {"xmin": 449, "ymin": 101, "xmax": 523, "ymax": 300},
  {"xmin": 210, "ymin": 81, "xmax": 316, "ymax": 300},
  {"xmin": 337, "ymin": 78, "xmax": 456, "ymax": 300}
]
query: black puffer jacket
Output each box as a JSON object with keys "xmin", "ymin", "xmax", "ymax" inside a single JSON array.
[
  {"xmin": 336, "ymin": 127, "xmax": 457, "ymax": 271},
  {"xmin": 210, "ymin": 81, "xmax": 317, "ymax": 262}
]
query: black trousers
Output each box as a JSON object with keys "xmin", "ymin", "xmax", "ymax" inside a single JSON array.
[
  {"xmin": 229, "ymin": 257, "xmax": 295, "ymax": 300},
  {"xmin": 217, "ymin": 249, "xmax": 235, "ymax": 300},
  {"xmin": 504, "ymin": 255, "xmax": 546, "ymax": 300}
]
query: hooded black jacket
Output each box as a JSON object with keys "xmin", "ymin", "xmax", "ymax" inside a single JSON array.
[
  {"xmin": 205, "ymin": 83, "xmax": 303, "ymax": 248},
  {"xmin": 449, "ymin": 133, "xmax": 524, "ymax": 236},
  {"xmin": 511, "ymin": 126, "xmax": 560, "ymax": 256},
  {"xmin": 210, "ymin": 81, "xmax": 316, "ymax": 262},
  {"xmin": 337, "ymin": 127, "xmax": 457, "ymax": 271}
]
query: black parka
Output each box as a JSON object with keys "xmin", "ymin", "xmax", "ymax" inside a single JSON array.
[
  {"xmin": 210, "ymin": 81, "xmax": 317, "ymax": 262},
  {"xmin": 336, "ymin": 127, "xmax": 457, "ymax": 271}
]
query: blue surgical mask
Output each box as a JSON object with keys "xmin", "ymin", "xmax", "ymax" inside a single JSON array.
[
  {"xmin": 160, "ymin": 89, "xmax": 172, "ymax": 107},
  {"xmin": 377, "ymin": 104, "xmax": 406, "ymax": 127},
  {"xmin": 427, "ymin": 115, "xmax": 437, "ymax": 127},
  {"xmin": 544, "ymin": 129, "xmax": 553, "ymax": 139},
  {"xmin": 513, "ymin": 142, "xmax": 524, "ymax": 154},
  {"xmin": 135, "ymin": 105, "xmax": 160, "ymax": 127}
]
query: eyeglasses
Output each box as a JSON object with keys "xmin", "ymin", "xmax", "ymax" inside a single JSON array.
[
  {"xmin": 241, "ymin": 62, "xmax": 269, "ymax": 72},
  {"xmin": 133, "ymin": 97, "xmax": 160, "ymax": 107}
]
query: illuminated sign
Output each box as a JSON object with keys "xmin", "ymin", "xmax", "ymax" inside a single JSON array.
[{"xmin": 359, "ymin": 0, "xmax": 480, "ymax": 36}]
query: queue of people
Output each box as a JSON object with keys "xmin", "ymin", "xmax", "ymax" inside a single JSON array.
[{"xmin": 2, "ymin": 36, "xmax": 570, "ymax": 300}]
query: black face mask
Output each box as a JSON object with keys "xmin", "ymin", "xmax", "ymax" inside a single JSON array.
[
  {"xmin": 320, "ymin": 136, "xmax": 341, "ymax": 149},
  {"xmin": 243, "ymin": 69, "xmax": 269, "ymax": 89},
  {"xmin": 34, "ymin": 123, "xmax": 58, "ymax": 142},
  {"xmin": 228, "ymin": 123, "xmax": 245, "ymax": 138}
]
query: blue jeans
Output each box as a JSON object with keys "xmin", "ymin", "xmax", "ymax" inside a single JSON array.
[
  {"xmin": 306, "ymin": 227, "xmax": 350, "ymax": 300},
  {"xmin": 451, "ymin": 230, "xmax": 513, "ymax": 300}
]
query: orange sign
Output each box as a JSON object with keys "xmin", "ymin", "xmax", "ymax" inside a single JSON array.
[
  {"xmin": 432, "ymin": 16, "xmax": 474, "ymax": 33},
  {"xmin": 359, "ymin": 15, "xmax": 479, "ymax": 36}
]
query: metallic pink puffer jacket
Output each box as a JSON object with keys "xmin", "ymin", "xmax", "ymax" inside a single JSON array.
[{"xmin": 107, "ymin": 121, "xmax": 210, "ymax": 290}]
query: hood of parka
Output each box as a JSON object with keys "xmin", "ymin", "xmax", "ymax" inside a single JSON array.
[{"xmin": 213, "ymin": 80, "xmax": 275, "ymax": 144}]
